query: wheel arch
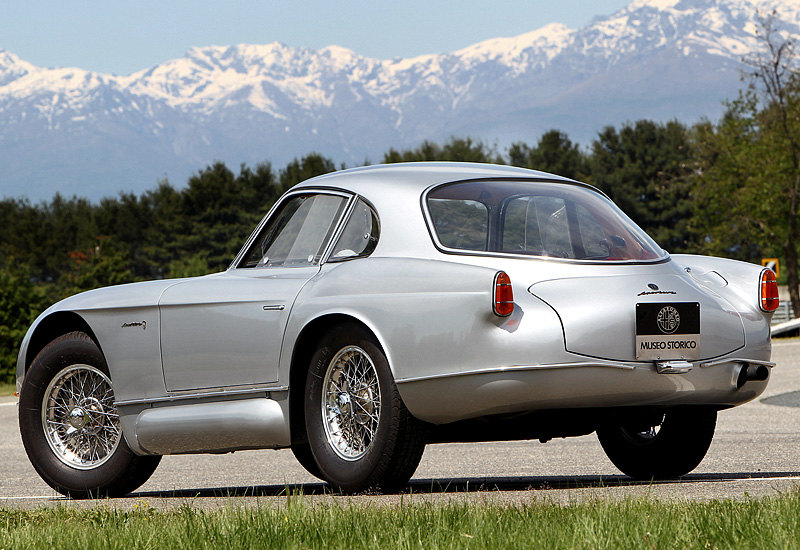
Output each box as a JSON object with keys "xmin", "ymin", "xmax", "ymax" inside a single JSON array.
[
  {"xmin": 288, "ymin": 313, "xmax": 383, "ymax": 445},
  {"xmin": 23, "ymin": 311, "xmax": 102, "ymax": 372}
]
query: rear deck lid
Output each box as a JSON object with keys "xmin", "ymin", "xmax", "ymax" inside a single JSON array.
[{"xmin": 529, "ymin": 274, "xmax": 745, "ymax": 362}]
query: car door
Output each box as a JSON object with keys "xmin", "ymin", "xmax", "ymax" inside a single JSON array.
[{"xmin": 159, "ymin": 191, "xmax": 352, "ymax": 391}]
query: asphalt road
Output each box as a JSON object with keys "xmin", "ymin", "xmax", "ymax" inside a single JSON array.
[{"xmin": 2, "ymin": 339, "xmax": 799, "ymax": 508}]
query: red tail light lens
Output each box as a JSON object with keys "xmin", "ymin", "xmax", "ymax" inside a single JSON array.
[
  {"xmin": 760, "ymin": 269, "xmax": 779, "ymax": 312},
  {"xmin": 494, "ymin": 271, "xmax": 514, "ymax": 316}
]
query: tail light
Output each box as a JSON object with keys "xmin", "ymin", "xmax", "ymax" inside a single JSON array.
[
  {"xmin": 494, "ymin": 271, "xmax": 514, "ymax": 316},
  {"xmin": 760, "ymin": 269, "xmax": 779, "ymax": 312}
]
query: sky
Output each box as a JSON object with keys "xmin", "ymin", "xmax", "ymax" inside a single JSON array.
[{"xmin": 1, "ymin": 1, "xmax": 632, "ymax": 75}]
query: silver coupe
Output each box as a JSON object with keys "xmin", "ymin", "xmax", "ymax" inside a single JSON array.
[{"xmin": 17, "ymin": 162, "xmax": 778, "ymax": 497}]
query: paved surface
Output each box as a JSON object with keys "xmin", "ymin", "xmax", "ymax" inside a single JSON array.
[{"xmin": 2, "ymin": 339, "xmax": 799, "ymax": 509}]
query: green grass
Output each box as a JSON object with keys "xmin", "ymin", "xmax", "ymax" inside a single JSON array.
[
  {"xmin": 0, "ymin": 381, "xmax": 16, "ymax": 397},
  {"xmin": 3, "ymin": 490, "xmax": 800, "ymax": 549}
]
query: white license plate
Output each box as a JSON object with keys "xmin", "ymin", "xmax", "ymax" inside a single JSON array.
[{"xmin": 635, "ymin": 302, "xmax": 700, "ymax": 361}]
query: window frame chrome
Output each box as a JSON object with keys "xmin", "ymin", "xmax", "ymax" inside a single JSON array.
[{"xmin": 230, "ymin": 188, "xmax": 355, "ymax": 270}]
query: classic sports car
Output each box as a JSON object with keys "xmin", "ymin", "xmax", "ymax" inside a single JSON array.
[{"xmin": 17, "ymin": 162, "xmax": 777, "ymax": 498}]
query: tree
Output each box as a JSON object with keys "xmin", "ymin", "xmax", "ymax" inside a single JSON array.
[
  {"xmin": 746, "ymin": 11, "xmax": 800, "ymax": 315},
  {"xmin": 279, "ymin": 153, "xmax": 337, "ymax": 194},
  {"xmin": 508, "ymin": 129, "xmax": 587, "ymax": 180},
  {"xmin": 383, "ymin": 137, "xmax": 504, "ymax": 164},
  {"xmin": 239, "ymin": 162, "xmax": 281, "ymax": 209},
  {"xmin": 589, "ymin": 120, "xmax": 696, "ymax": 253},
  {"xmin": 0, "ymin": 198, "xmax": 45, "ymax": 276},
  {"xmin": 140, "ymin": 180, "xmax": 184, "ymax": 279},
  {"xmin": 62, "ymin": 236, "xmax": 135, "ymax": 294},
  {"xmin": 94, "ymin": 192, "xmax": 154, "ymax": 279},
  {"xmin": 693, "ymin": 11, "xmax": 800, "ymax": 315},
  {"xmin": 0, "ymin": 263, "xmax": 51, "ymax": 382},
  {"xmin": 171, "ymin": 162, "xmax": 281, "ymax": 273}
]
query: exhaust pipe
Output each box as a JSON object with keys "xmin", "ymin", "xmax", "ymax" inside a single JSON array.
[{"xmin": 736, "ymin": 363, "xmax": 769, "ymax": 389}]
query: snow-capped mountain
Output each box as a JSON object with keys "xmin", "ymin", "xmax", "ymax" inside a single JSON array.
[{"xmin": 1, "ymin": 0, "xmax": 798, "ymax": 201}]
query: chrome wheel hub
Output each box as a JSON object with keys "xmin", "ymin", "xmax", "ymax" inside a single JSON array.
[
  {"xmin": 68, "ymin": 407, "xmax": 88, "ymax": 429},
  {"xmin": 42, "ymin": 364, "xmax": 121, "ymax": 470},
  {"xmin": 322, "ymin": 346, "xmax": 381, "ymax": 461}
]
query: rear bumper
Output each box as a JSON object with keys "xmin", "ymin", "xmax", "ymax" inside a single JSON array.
[{"xmin": 397, "ymin": 356, "xmax": 771, "ymax": 424}]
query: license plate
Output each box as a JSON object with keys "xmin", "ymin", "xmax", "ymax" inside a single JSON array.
[{"xmin": 635, "ymin": 302, "xmax": 700, "ymax": 361}]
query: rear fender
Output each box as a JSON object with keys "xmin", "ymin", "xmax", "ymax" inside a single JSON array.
[{"xmin": 671, "ymin": 254, "xmax": 770, "ymax": 317}]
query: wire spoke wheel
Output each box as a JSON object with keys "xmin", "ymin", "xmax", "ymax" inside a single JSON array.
[
  {"xmin": 322, "ymin": 346, "xmax": 381, "ymax": 460},
  {"xmin": 304, "ymin": 324, "xmax": 427, "ymax": 493},
  {"xmin": 20, "ymin": 332, "xmax": 161, "ymax": 498},
  {"xmin": 41, "ymin": 364, "xmax": 121, "ymax": 470}
]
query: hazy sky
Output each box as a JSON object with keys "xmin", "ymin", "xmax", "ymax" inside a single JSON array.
[{"xmin": 2, "ymin": 1, "xmax": 631, "ymax": 75}]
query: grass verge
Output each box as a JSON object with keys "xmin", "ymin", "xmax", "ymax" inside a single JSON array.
[
  {"xmin": 2, "ymin": 490, "xmax": 800, "ymax": 549},
  {"xmin": 0, "ymin": 381, "xmax": 16, "ymax": 397}
]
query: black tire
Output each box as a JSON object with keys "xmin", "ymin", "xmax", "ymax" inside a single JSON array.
[
  {"xmin": 304, "ymin": 323, "xmax": 427, "ymax": 493},
  {"xmin": 291, "ymin": 443, "xmax": 323, "ymax": 480},
  {"xmin": 19, "ymin": 331, "xmax": 161, "ymax": 498},
  {"xmin": 597, "ymin": 408, "xmax": 717, "ymax": 479}
]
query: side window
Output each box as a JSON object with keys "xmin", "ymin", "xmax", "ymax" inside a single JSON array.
[
  {"xmin": 428, "ymin": 199, "xmax": 488, "ymax": 250},
  {"xmin": 240, "ymin": 193, "xmax": 348, "ymax": 268},
  {"xmin": 328, "ymin": 199, "xmax": 380, "ymax": 261}
]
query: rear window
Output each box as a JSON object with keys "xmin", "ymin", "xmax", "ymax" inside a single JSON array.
[{"xmin": 425, "ymin": 180, "xmax": 665, "ymax": 262}]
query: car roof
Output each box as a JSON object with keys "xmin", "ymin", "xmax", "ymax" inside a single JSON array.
[
  {"xmin": 287, "ymin": 162, "xmax": 587, "ymax": 260},
  {"xmin": 293, "ymin": 162, "xmax": 577, "ymax": 196}
]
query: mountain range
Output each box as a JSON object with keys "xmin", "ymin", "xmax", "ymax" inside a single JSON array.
[{"xmin": 1, "ymin": 0, "xmax": 798, "ymax": 201}]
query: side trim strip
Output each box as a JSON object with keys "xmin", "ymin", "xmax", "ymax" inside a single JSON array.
[
  {"xmin": 700, "ymin": 358, "xmax": 776, "ymax": 369},
  {"xmin": 115, "ymin": 385, "xmax": 289, "ymax": 407},
  {"xmin": 396, "ymin": 361, "xmax": 638, "ymax": 384}
]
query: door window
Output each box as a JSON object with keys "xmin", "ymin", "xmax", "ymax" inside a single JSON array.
[{"xmin": 240, "ymin": 193, "xmax": 348, "ymax": 268}]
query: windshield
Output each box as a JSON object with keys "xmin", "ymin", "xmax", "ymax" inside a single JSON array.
[{"xmin": 425, "ymin": 180, "xmax": 665, "ymax": 262}]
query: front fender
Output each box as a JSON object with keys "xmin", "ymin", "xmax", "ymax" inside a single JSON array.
[{"xmin": 15, "ymin": 278, "xmax": 186, "ymax": 400}]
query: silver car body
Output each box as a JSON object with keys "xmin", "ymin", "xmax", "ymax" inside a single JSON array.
[{"xmin": 17, "ymin": 162, "xmax": 774, "ymax": 457}]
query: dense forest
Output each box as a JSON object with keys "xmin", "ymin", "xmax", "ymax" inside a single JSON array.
[{"xmin": 1, "ymin": 22, "xmax": 798, "ymax": 383}]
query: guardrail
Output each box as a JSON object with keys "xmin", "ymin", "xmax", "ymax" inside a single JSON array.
[
  {"xmin": 772, "ymin": 301, "xmax": 795, "ymax": 324},
  {"xmin": 770, "ymin": 301, "xmax": 799, "ymax": 337}
]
